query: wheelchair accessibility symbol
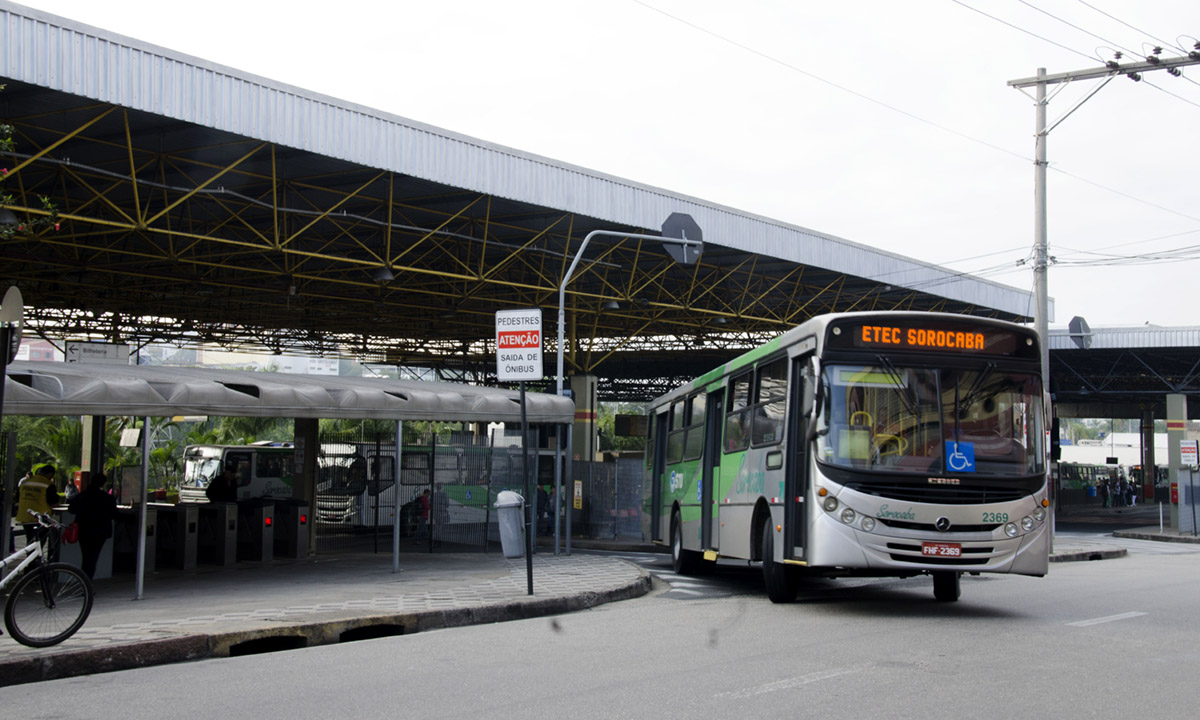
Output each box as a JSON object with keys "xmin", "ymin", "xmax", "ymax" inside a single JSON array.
[{"xmin": 944, "ymin": 441, "xmax": 976, "ymax": 473}]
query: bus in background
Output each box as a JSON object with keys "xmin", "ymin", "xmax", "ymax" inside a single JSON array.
[
  {"xmin": 643, "ymin": 311, "xmax": 1049, "ymax": 603},
  {"xmin": 178, "ymin": 442, "xmax": 296, "ymax": 503}
]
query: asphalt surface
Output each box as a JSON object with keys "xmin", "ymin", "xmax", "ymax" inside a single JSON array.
[{"xmin": 1, "ymin": 506, "xmax": 1192, "ymax": 687}]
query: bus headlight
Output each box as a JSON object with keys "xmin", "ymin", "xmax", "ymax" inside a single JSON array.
[
  {"xmin": 1004, "ymin": 522, "xmax": 1019, "ymax": 537},
  {"xmin": 1033, "ymin": 507, "xmax": 1046, "ymax": 522},
  {"xmin": 823, "ymin": 496, "xmax": 839, "ymax": 512},
  {"xmin": 1021, "ymin": 515, "xmax": 1034, "ymax": 531},
  {"xmin": 840, "ymin": 508, "xmax": 856, "ymax": 524},
  {"xmin": 861, "ymin": 516, "xmax": 876, "ymax": 532}
]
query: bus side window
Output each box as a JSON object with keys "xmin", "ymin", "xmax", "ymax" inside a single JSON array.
[
  {"xmin": 227, "ymin": 452, "xmax": 253, "ymax": 486},
  {"xmin": 683, "ymin": 392, "xmax": 705, "ymax": 460},
  {"xmin": 751, "ymin": 358, "xmax": 787, "ymax": 446},
  {"xmin": 724, "ymin": 373, "xmax": 751, "ymax": 453},
  {"xmin": 667, "ymin": 400, "xmax": 685, "ymax": 465}
]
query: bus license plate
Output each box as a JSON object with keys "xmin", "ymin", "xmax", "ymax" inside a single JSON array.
[{"xmin": 921, "ymin": 542, "xmax": 962, "ymax": 557}]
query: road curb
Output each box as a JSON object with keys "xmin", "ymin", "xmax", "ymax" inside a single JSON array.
[
  {"xmin": 0, "ymin": 568, "xmax": 652, "ymax": 687},
  {"xmin": 1112, "ymin": 530, "xmax": 1200, "ymax": 544},
  {"xmin": 1049, "ymin": 546, "xmax": 1127, "ymax": 562}
]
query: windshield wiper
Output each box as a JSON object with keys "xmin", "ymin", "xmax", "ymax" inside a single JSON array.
[
  {"xmin": 876, "ymin": 355, "xmax": 920, "ymax": 419},
  {"xmin": 956, "ymin": 362, "xmax": 997, "ymax": 418}
]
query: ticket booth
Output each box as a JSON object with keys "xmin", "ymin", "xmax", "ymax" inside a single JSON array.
[
  {"xmin": 237, "ymin": 499, "xmax": 274, "ymax": 562},
  {"xmin": 273, "ymin": 499, "xmax": 309, "ymax": 559},
  {"xmin": 151, "ymin": 502, "xmax": 198, "ymax": 570},
  {"xmin": 111, "ymin": 506, "xmax": 156, "ymax": 574},
  {"xmin": 197, "ymin": 502, "xmax": 238, "ymax": 566}
]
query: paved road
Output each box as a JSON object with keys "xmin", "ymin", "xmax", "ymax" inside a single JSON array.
[{"xmin": 6, "ymin": 542, "xmax": 1196, "ymax": 720}]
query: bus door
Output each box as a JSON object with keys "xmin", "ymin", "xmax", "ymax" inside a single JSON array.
[
  {"xmin": 650, "ymin": 409, "xmax": 669, "ymax": 542},
  {"xmin": 784, "ymin": 355, "xmax": 811, "ymax": 560},
  {"xmin": 701, "ymin": 388, "xmax": 724, "ymax": 550}
]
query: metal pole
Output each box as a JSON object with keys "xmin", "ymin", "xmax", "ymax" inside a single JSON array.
[
  {"xmin": 1191, "ymin": 467, "xmax": 1197, "ymax": 537},
  {"xmin": 554, "ymin": 229, "xmax": 702, "ymax": 557},
  {"xmin": 392, "ymin": 420, "xmax": 401, "ymax": 573},
  {"xmin": 1031, "ymin": 67, "xmax": 1054, "ymax": 552},
  {"xmin": 134, "ymin": 416, "xmax": 150, "ymax": 600},
  {"xmin": 553, "ymin": 425, "xmax": 562, "ymax": 555},
  {"xmin": 1, "ymin": 431, "xmax": 15, "ymax": 565},
  {"xmin": 520, "ymin": 381, "xmax": 533, "ymax": 595},
  {"xmin": 427, "ymin": 434, "xmax": 436, "ymax": 554},
  {"xmin": 0, "ymin": 323, "xmax": 11, "ymax": 560},
  {"xmin": 565, "ymin": 423, "xmax": 573, "ymax": 555}
]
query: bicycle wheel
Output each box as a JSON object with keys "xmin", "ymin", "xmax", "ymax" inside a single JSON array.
[{"xmin": 4, "ymin": 562, "xmax": 94, "ymax": 647}]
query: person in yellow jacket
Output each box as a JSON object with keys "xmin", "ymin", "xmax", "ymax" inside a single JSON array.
[{"xmin": 16, "ymin": 463, "xmax": 59, "ymax": 546}]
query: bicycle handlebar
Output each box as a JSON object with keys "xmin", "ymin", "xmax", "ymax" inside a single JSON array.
[{"xmin": 24, "ymin": 509, "xmax": 65, "ymax": 529}]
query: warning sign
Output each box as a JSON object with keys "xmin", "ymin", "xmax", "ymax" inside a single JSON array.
[
  {"xmin": 495, "ymin": 308, "xmax": 543, "ymax": 382},
  {"xmin": 1181, "ymin": 440, "xmax": 1198, "ymax": 468}
]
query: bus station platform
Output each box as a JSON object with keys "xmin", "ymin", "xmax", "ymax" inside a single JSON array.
[{"xmin": 0, "ymin": 528, "xmax": 1152, "ymax": 687}]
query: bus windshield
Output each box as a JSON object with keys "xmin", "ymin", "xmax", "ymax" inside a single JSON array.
[{"xmin": 816, "ymin": 363, "xmax": 1044, "ymax": 476}]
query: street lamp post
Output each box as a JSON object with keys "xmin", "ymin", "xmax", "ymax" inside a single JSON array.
[{"xmin": 553, "ymin": 222, "xmax": 702, "ymax": 554}]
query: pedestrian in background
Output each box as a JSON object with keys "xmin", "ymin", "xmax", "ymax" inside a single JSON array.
[
  {"xmin": 68, "ymin": 472, "xmax": 118, "ymax": 579},
  {"xmin": 16, "ymin": 463, "xmax": 59, "ymax": 547}
]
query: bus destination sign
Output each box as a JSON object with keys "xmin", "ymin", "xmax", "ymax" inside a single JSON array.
[{"xmin": 828, "ymin": 319, "xmax": 1034, "ymax": 358}]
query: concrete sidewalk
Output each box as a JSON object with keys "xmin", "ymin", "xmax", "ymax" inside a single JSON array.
[
  {"xmin": 0, "ymin": 530, "xmax": 1145, "ymax": 687},
  {"xmin": 0, "ymin": 549, "xmax": 649, "ymax": 687}
]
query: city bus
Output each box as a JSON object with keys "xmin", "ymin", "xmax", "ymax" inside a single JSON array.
[
  {"xmin": 178, "ymin": 442, "xmax": 297, "ymax": 503},
  {"xmin": 643, "ymin": 311, "xmax": 1050, "ymax": 603}
]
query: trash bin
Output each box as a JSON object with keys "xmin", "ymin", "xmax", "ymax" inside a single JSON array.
[{"xmin": 495, "ymin": 491, "xmax": 525, "ymax": 558}]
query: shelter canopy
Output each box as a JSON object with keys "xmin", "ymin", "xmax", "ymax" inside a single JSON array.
[{"xmin": 3, "ymin": 362, "xmax": 574, "ymax": 424}]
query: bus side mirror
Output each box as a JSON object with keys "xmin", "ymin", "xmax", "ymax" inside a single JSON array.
[{"xmin": 803, "ymin": 357, "xmax": 822, "ymax": 441}]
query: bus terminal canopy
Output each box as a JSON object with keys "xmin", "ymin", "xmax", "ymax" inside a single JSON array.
[{"xmin": 2, "ymin": 361, "xmax": 574, "ymax": 424}]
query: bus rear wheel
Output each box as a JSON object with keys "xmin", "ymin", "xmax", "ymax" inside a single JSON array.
[
  {"xmin": 761, "ymin": 521, "xmax": 799, "ymax": 603},
  {"xmin": 671, "ymin": 510, "xmax": 706, "ymax": 575},
  {"xmin": 932, "ymin": 571, "xmax": 961, "ymax": 602}
]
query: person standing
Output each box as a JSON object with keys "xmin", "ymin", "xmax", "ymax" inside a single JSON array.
[
  {"xmin": 67, "ymin": 472, "xmax": 118, "ymax": 579},
  {"xmin": 206, "ymin": 464, "xmax": 239, "ymax": 503},
  {"xmin": 16, "ymin": 463, "xmax": 59, "ymax": 546}
]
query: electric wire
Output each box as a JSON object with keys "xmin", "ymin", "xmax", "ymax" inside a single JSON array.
[
  {"xmin": 1016, "ymin": 0, "xmax": 1139, "ymax": 58},
  {"xmin": 949, "ymin": 0, "xmax": 1096, "ymax": 62},
  {"xmin": 630, "ymin": 0, "xmax": 1028, "ymax": 162},
  {"xmin": 1074, "ymin": 0, "xmax": 1186, "ymax": 53},
  {"xmin": 1142, "ymin": 78, "xmax": 1200, "ymax": 111},
  {"xmin": 632, "ymin": 1, "xmax": 1200, "ymax": 267}
]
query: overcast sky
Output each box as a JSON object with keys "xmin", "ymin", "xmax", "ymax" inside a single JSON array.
[{"xmin": 16, "ymin": 0, "xmax": 1200, "ymax": 328}]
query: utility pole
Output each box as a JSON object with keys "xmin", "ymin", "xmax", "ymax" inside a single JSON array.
[
  {"xmin": 1008, "ymin": 48, "xmax": 1200, "ymax": 398},
  {"xmin": 1009, "ymin": 47, "xmax": 1200, "ymax": 534}
]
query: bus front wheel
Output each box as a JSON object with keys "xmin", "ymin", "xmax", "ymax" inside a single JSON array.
[{"xmin": 932, "ymin": 571, "xmax": 961, "ymax": 602}]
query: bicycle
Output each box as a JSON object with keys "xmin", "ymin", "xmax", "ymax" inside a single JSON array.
[{"xmin": 0, "ymin": 511, "xmax": 94, "ymax": 647}]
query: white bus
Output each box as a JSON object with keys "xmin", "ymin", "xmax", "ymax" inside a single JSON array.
[
  {"xmin": 644, "ymin": 311, "xmax": 1049, "ymax": 603},
  {"xmin": 179, "ymin": 442, "xmax": 296, "ymax": 503}
]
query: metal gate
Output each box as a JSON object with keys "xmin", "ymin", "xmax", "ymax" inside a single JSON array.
[{"xmin": 315, "ymin": 430, "xmax": 500, "ymax": 554}]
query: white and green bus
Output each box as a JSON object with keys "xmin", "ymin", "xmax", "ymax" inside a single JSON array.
[{"xmin": 644, "ymin": 311, "xmax": 1050, "ymax": 603}]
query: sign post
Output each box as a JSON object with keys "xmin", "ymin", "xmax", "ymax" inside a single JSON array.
[
  {"xmin": 496, "ymin": 307, "xmax": 543, "ymax": 595},
  {"xmin": 0, "ymin": 287, "xmax": 23, "ymax": 560}
]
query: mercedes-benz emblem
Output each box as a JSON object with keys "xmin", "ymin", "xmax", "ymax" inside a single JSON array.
[{"xmin": 935, "ymin": 516, "xmax": 951, "ymax": 532}]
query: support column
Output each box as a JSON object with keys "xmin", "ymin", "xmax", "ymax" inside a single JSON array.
[
  {"xmin": 294, "ymin": 418, "xmax": 319, "ymax": 555},
  {"xmin": 1166, "ymin": 394, "xmax": 1187, "ymax": 530},
  {"xmin": 569, "ymin": 374, "xmax": 598, "ymax": 462},
  {"xmin": 1141, "ymin": 410, "xmax": 1155, "ymax": 503},
  {"xmin": 80, "ymin": 415, "xmax": 106, "ymax": 471}
]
